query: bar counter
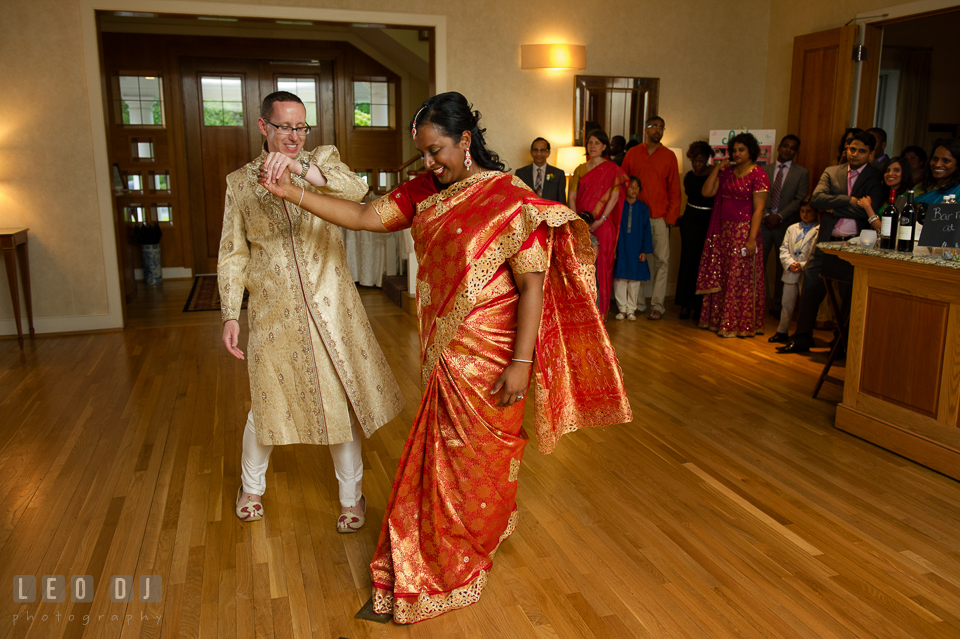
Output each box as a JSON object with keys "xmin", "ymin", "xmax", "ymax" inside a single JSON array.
[{"xmin": 821, "ymin": 241, "xmax": 960, "ymax": 480}]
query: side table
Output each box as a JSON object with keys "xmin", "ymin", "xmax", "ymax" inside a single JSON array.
[{"xmin": 0, "ymin": 228, "xmax": 35, "ymax": 349}]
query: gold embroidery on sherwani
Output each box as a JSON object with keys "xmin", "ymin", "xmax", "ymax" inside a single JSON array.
[
  {"xmin": 508, "ymin": 458, "xmax": 520, "ymax": 482},
  {"xmin": 217, "ymin": 145, "xmax": 404, "ymax": 446}
]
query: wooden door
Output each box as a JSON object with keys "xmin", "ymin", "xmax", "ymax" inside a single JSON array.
[
  {"xmin": 855, "ymin": 24, "xmax": 885, "ymax": 130},
  {"xmin": 181, "ymin": 58, "xmax": 262, "ymax": 274},
  {"xmin": 787, "ymin": 25, "xmax": 859, "ymax": 186}
]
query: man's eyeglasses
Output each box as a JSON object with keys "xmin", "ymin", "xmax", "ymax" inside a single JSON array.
[
  {"xmin": 263, "ymin": 119, "xmax": 312, "ymax": 136},
  {"xmin": 646, "ymin": 124, "xmax": 665, "ymax": 131}
]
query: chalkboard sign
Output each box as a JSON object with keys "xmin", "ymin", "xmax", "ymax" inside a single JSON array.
[{"xmin": 919, "ymin": 203, "xmax": 960, "ymax": 248}]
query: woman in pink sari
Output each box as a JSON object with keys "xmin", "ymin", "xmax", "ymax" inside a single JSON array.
[
  {"xmin": 568, "ymin": 130, "xmax": 629, "ymax": 319},
  {"xmin": 696, "ymin": 132, "xmax": 769, "ymax": 337},
  {"xmin": 259, "ymin": 92, "xmax": 632, "ymax": 624}
]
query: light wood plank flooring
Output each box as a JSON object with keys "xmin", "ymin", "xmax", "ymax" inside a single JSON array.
[{"xmin": 2, "ymin": 281, "xmax": 959, "ymax": 638}]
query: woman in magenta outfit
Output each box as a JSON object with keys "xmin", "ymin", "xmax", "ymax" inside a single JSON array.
[
  {"xmin": 568, "ymin": 130, "xmax": 629, "ymax": 319},
  {"xmin": 696, "ymin": 132, "xmax": 770, "ymax": 337}
]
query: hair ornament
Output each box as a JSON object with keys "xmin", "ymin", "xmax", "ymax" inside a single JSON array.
[{"xmin": 411, "ymin": 106, "xmax": 426, "ymax": 139}]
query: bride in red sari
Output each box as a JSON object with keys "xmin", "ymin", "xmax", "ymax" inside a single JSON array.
[
  {"xmin": 568, "ymin": 130, "xmax": 629, "ymax": 319},
  {"xmin": 260, "ymin": 92, "xmax": 632, "ymax": 624}
]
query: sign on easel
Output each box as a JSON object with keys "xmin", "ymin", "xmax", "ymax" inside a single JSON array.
[
  {"xmin": 918, "ymin": 203, "xmax": 960, "ymax": 248},
  {"xmin": 709, "ymin": 129, "xmax": 777, "ymax": 166}
]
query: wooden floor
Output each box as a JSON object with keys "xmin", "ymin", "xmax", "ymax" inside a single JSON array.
[{"xmin": 3, "ymin": 280, "xmax": 960, "ymax": 639}]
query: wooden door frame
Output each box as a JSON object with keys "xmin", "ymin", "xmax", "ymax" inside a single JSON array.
[
  {"xmin": 849, "ymin": 0, "xmax": 960, "ymax": 130},
  {"xmin": 80, "ymin": 0, "xmax": 445, "ymax": 330}
]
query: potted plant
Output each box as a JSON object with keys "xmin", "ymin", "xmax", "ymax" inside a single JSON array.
[{"xmin": 131, "ymin": 222, "xmax": 163, "ymax": 285}]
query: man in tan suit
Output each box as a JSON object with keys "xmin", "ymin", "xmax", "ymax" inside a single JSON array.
[{"xmin": 219, "ymin": 91, "xmax": 403, "ymax": 531}]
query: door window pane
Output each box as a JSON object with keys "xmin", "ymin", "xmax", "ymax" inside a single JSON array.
[
  {"xmin": 276, "ymin": 78, "xmax": 318, "ymax": 127},
  {"xmin": 201, "ymin": 76, "xmax": 244, "ymax": 126},
  {"xmin": 131, "ymin": 139, "xmax": 154, "ymax": 161},
  {"xmin": 118, "ymin": 76, "xmax": 164, "ymax": 126},
  {"xmin": 153, "ymin": 204, "xmax": 173, "ymax": 223},
  {"xmin": 124, "ymin": 172, "xmax": 143, "ymax": 191},
  {"xmin": 150, "ymin": 171, "xmax": 171, "ymax": 192},
  {"xmin": 125, "ymin": 205, "xmax": 146, "ymax": 223},
  {"xmin": 353, "ymin": 79, "xmax": 392, "ymax": 127}
]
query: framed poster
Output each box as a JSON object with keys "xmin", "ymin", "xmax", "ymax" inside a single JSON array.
[{"xmin": 709, "ymin": 129, "xmax": 777, "ymax": 165}]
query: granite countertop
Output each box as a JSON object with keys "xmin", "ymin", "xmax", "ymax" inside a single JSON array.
[{"xmin": 819, "ymin": 241, "xmax": 960, "ymax": 271}]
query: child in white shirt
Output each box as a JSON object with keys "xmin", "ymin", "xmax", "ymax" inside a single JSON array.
[{"xmin": 769, "ymin": 197, "xmax": 820, "ymax": 343}]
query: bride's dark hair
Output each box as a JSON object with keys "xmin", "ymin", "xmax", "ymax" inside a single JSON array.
[{"xmin": 411, "ymin": 92, "xmax": 505, "ymax": 172}]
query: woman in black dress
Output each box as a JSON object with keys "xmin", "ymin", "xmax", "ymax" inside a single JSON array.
[{"xmin": 676, "ymin": 141, "xmax": 716, "ymax": 320}]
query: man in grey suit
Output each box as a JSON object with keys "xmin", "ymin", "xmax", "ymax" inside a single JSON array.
[
  {"xmin": 778, "ymin": 130, "xmax": 885, "ymax": 354},
  {"xmin": 761, "ymin": 135, "xmax": 809, "ymax": 313},
  {"xmin": 515, "ymin": 137, "xmax": 566, "ymax": 204}
]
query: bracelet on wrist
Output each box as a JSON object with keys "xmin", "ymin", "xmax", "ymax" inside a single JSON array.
[{"xmin": 511, "ymin": 358, "xmax": 534, "ymax": 364}]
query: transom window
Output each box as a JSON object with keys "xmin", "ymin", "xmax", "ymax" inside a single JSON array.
[
  {"xmin": 353, "ymin": 78, "xmax": 393, "ymax": 128},
  {"xmin": 201, "ymin": 76, "xmax": 244, "ymax": 126},
  {"xmin": 118, "ymin": 76, "xmax": 164, "ymax": 126},
  {"xmin": 276, "ymin": 78, "xmax": 318, "ymax": 127}
]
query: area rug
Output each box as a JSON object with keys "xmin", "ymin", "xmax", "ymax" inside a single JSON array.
[{"xmin": 183, "ymin": 274, "xmax": 248, "ymax": 312}]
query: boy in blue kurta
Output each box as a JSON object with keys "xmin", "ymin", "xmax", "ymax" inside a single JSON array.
[{"xmin": 613, "ymin": 176, "xmax": 652, "ymax": 321}]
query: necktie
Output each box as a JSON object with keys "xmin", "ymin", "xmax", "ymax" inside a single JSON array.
[
  {"xmin": 847, "ymin": 168, "xmax": 858, "ymax": 195},
  {"xmin": 769, "ymin": 164, "xmax": 785, "ymax": 212},
  {"xmin": 534, "ymin": 167, "xmax": 543, "ymax": 196}
]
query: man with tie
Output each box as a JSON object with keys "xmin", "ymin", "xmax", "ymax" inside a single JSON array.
[
  {"xmin": 777, "ymin": 131, "xmax": 885, "ymax": 354},
  {"xmin": 515, "ymin": 137, "xmax": 567, "ymax": 204},
  {"xmin": 761, "ymin": 135, "xmax": 810, "ymax": 312}
]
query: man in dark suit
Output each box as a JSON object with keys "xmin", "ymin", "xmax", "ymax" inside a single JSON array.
[
  {"xmin": 515, "ymin": 137, "xmax": 566, "ymax": 204},
  {"xmin": 868, "ymin": 127, "xmax": 890, "ymax": 172},
  {"xmin": 761, "ymin": 135, "xmax": 809, "ymax": 266},
  {"xmin": 778, "ymin": 130, "xmax": 885, "ymax": 353},
  {"xmin": 761, "ymin": 135, "xmax": 810, "ymax": 315}
]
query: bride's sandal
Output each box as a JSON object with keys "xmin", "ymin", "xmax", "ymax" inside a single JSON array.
[
  {"xmin": 236, "ymin": 487, "xmax": 263, "ymax": 522},
  {"xmin": 337, "ymin": 495, "xmax": 366, "ymax": 534}
]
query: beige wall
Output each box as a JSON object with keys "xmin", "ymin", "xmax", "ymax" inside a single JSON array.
[{"xmin": 7, "ymin": 0, "xmax": 946, "ymax": 334}]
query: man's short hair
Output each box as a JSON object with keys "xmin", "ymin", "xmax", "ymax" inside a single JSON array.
[
  {"xmin": 531, "ymin": 137, "xmax": 550, "ymax": 151},
  {"xmin": 261, "ymin": 91, "xmax": 304, "ymax": 120},
  {"xmin": 850, "ymin": 130, "xmax": 877, "ymax": 151},
  {"xmin": 646, "ymin": 116, "xmax": 665, "ymax": 127},
  {"xmin": 611, "ymin": 135, "xmax": 626, "ymax": 146},
  {"xmin": 780, "ymin": 134, "xmax": 801, "ymax": 148},
  {"xmin": 867, "ymin": 127, "xmax": 887, "ymax": 144}
]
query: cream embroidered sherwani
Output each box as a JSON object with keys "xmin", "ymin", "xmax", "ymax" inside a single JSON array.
[{"xmin": 218, "ymin": 146, "xmax": 404, "ymax": 446}]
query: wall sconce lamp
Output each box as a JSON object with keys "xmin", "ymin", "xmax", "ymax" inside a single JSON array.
[
  {"xmin": 556, "ymin": 146, "xmax": 587, "ymax": 176},
  {"xmin": 520, "ymin": 44, "xmax": 586, "ymax": 70}
]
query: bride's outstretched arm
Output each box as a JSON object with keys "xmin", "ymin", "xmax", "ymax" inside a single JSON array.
[{"xmin": 260, "ymin": 166, "xmax": 388, "ymax": 233}]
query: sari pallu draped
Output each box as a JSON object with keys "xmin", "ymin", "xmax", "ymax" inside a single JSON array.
[
  {"xmin": 370, "ymin": 172, "xmax": 632, "ymax": 624},
  {"xmin": 573, "ymin": 161, "xmax": 629, "ymax": 316}
]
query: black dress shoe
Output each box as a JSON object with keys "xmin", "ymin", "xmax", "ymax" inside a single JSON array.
[
  {"xmin": 692, "ymin": 309, "xmax": 701, "ymax": 321},
  {"xmin": 777, "ymin": 341, "xmax": 810, "ymax": 354},
  {"xmin": 768, "ymin": 332, "xmax": 789, "ymax": 344},
  {"xmin": 678, "ymin": 308, "xmax": 691, "ymax": 320}
]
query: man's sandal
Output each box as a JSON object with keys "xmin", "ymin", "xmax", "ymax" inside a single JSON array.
[
  {"xmin": 337, "ymin": 495, "xmax": 366, "ymax": 534},
  {"xmin": 236, "ymin": 487, "xmax": 263, "ymax": 522}
]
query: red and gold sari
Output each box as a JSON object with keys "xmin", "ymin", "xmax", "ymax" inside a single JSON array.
[
  {"xmin": 571, "ymin": 161, "xmax": 629, "ymax": 316},
  {"xmin": 370, "ymin": 171, "xmax": 632, "ymax": 624}
]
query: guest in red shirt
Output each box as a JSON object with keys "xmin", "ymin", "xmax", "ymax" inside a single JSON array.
[{"xmin": 621, "ymin": 116, "xmax": 681, "ymax": 319}]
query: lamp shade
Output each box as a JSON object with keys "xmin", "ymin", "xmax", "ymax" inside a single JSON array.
[
  {"xmin": 555, "ymin": 146, "xmax": 587, "ymax": 176},
  {"xmin": 520, "ymin": 44, "xmax": 586, "ymax": 70}
]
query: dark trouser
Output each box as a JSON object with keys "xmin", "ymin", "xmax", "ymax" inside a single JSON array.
[
  {"xmin": 676, "ymin": 211, "xmax": 711, "ymax": 309},
  {"xmin": 791, "ymin": 246, "xmax": 854, "ymax": 347},
  {"xmin": 761, "ymin": 221, "xmax": 787, "ymax": 311}
]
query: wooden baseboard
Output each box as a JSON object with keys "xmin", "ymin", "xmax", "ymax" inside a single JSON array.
[
  {"xmin": 836, "ymin": 404, "xmax": 960, "ymax": 480},
  {"xmin": 401, "ymin": 291, "xmax": 416, "ymax": 316}
]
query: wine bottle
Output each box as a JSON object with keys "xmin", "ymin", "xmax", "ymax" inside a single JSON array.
[
  {"xmin": 897, "ymin": 192, "xmax": 917, "ymax": 252},
  {"xmin": 879, "ymin": 188, "xmax": 898, "ymax": 250}
]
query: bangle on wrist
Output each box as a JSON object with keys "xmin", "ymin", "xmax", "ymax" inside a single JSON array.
[
  {"xmin": 867, "ymin": 215, "xmax": 879, "ymax": 223},
  {"xmin": 512, "ymin": 358, "xmax": 533, "ymax": 364},
  {"xmin": 298, "ymin": 187, "xmax": 305, "ymax": 208}
]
